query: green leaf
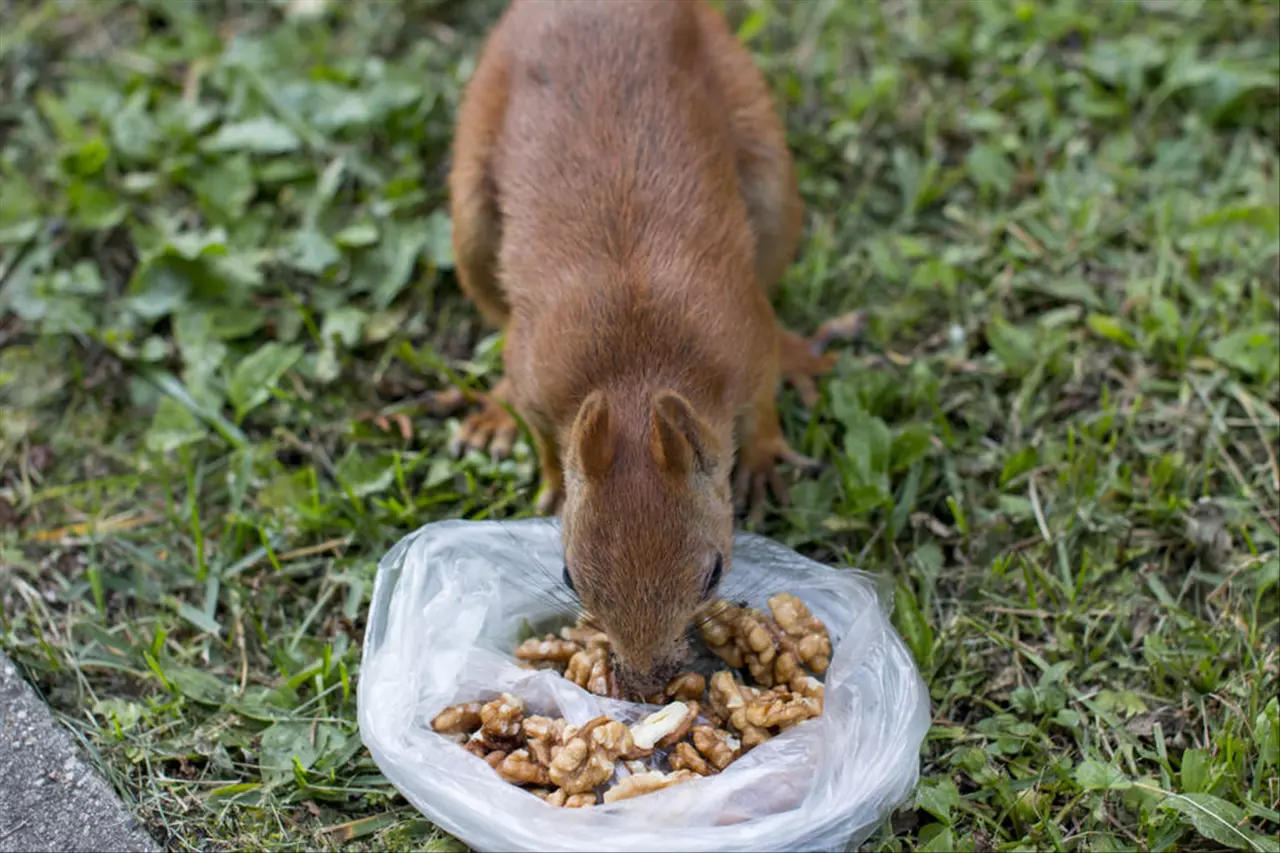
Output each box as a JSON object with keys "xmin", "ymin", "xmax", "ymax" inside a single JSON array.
[
  {"xmin": 1179, "ymin": 748, "xmax": 1211, "ymax": 794},
  {"xmin": 202, "ymin": 117, "xmax": 301, "ymax": 155},
  {"xmin": 1210, "ymin": 327, "xmax": 1279, "ymax": 379},
  {"xmin": 335, "ymin": 221, "xmax": 379, "ymax": 248},
  {"xmin": 173, "ymin": 313, "xmax": 228, "ymax": 409},
  {"xmin": 285, "ymin": 228, "xmax": 342, "ymax": 275},
  {"xmin": 1256, "ymin": 698, "xmax": 1279, "ymax": 772},
  {"xmin": 1086, "ymin": 313, "xmax": 1138, "ymax": 349},
  {"xmin": 890, "ymin": 424, "xmax": 933, "ymax": 472},
  {"xmin": 985, "ymin": 317, "xmax": 1037, "ymax": 375},
  {"xmin": 109, "ymin": 90, "xmax": 160, "ymax": 162},
  {"xmin": 128, "ymin": 258, "xmax": 191, "ymax": 320},
  {"xmin": 365, "ymin": 222, "xmax": 427, "ymax": 309},
  {"xmin": 175, "ymin": 602, "xmax": 222, "ymax": 636},
  {"xmin": 320, "ymin": 307, "xmax": 366, "ymax": 349},
  {"xmin": 165, "ymin": 666, "xmax": 231, "ymax": 705},
  {"xmin": 144, "ymin": 396, "xmax": 208, "ymax": 453},
  {"xmin": 37, "ymin": 91, "xmax": 84, "ymax": 143},
  {"xmin": 188, "ymin": 154, "xmax": 256, "ymax": 220},
  {"xmin": 1160, "ymin": 791, "xmax": 1261, "ymax": 851},
  {"xmin": 315, "ymin": 307, "xmax": 366, "ymax": 383},
  {"xmin": 915, "ymin": 777, "xmax": 960, "ymax": 824},
  {"xmin": 258, "ymin": 721, "xmax": 351, "ymax": 784},
  {"xmin": 892, "ymin": 580, "xmax": 934, "ymax": 672},
  {"xmin": 334, "ymin": 449, "xmax": 395, "ymax": 498},
  {"xmin": 139, "ymin": 369, "xmax": 248, "ymax": 448},
  {"xmin": 917, "ymin": 824, "xmax": 954, "ymax": 853},
  {"xmin": 965, "ymin": 144, "xmax": 1016, "ymax": 195},
  {"xmin": 227, "ymin": 343, "xmax": 303, "ymax": 421},
  {"xmin": 1075, "ymin": 758, "xmax": 1132, "ymax": 790},
  {"xmin": 68, "ymin": 180, "xmax": 126, "ymax": 230},
  {"xmin": 423, "ymin": 209, "xmax": 454, "ymax": 269},
  {"xmin": 832, "ymin": 387, "xmax": 892, "ymax": 498}
]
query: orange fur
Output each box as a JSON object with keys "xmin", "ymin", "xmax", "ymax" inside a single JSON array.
[{"xmin": 447, "ymin": 0, "xmax": 854, "ymax": 697}]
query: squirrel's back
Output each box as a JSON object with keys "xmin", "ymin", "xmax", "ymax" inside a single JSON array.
[{"xmin": 492, "ymin": 0, "xmax": 757, "ymax": 307}]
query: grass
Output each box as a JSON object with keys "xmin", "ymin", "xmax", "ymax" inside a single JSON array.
[{"xmin": 1, "ymin": 0, "xmax": 1278, "ymax": 849}]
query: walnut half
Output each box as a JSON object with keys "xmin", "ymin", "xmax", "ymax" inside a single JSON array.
[
  {"xmin": 494, "ymin": 749, "xmax": 551, "ymax": 786},
  {"xmin": 708, "ymin": 671, "xmax": 770, "ymax": 749},
  {"xmin": 629, "ymin": 701, "xmax": 699, "ymax": 752},
  {"xmin": 431, "ymin": 702, "xmax": 483, "ymax": 738},
  {"xmin": 669, "ymin": 741, "xmax": 714, "ymax": 776},
  {"xmin": 479, "ymin": 693, "xmax": 525, "ymax": 740},
  {"xmin": 768, "ymin": 593, "xmax": 832, "ymax": 675},
  {"xmin": 564, "ymin": 647, "xmax": 615, "ymax": 697},
  {"xmin": 548, "ymin": 717, "xmax": 635, "ymax": 794},
  {"xmin": 534, "ymin": 788, "xmax": 597, "ymax": 808},
  {"xmin": 514, "ymin": 634, "xmax": 583, "ymax": 668},
  {"xmin": 603, "ymin": 769, "xmax": 700, "ymax": 803},
  {"xmin": 690, "ymin": 724, "xmax": 741, "ymax": 771}
]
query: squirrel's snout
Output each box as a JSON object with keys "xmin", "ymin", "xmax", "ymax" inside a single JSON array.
[{"xmin": 611, "ymin": 640, "xmax": 690, "ymax": 701}]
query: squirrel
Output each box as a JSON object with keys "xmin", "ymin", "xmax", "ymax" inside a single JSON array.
[{"xmin": 439, "ymin": 0, "xmax": 861, "ymax": 699}]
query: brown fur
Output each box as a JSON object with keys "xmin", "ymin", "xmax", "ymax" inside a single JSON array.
[{"xmin": 447, "ymin": 0, "xmax": 855, "ymax": 697}]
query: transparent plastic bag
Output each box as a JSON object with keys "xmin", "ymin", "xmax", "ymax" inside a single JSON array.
[{"xmin": 357, "ymin": 518, "xmax": 931, "ymax": 852}]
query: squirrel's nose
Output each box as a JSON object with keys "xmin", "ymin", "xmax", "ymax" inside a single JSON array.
[{"xmin": 613, "ymin": 657, "xmax": 681, "ymax": 702}]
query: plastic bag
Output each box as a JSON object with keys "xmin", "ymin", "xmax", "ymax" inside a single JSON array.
[{"xmin": 358, "ymin": 518, "xmax": 931, "ymax": 852}]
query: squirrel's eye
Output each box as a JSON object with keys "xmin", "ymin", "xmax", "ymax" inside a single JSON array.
[
  {"xmin": 702, "ymin": 553, "xmax": 723, "ymax": 600},
  {"xmin": 562, "ymin": 564, "xmax": 576, "ymax": 595}
]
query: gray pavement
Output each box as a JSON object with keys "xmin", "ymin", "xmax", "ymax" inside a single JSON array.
[{"xmin": 0, "ymin": 651, "xmax": 159, "ymax": 853}]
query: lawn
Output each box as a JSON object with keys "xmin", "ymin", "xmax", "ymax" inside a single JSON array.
[{"xmin": 1, "ymin": 0, "xmax": 1278, "ymax": 850}]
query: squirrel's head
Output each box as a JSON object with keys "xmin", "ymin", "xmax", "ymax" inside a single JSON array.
[{"xmin": 560, "ymin": 388, "xmax": 733, "ymax": 699}]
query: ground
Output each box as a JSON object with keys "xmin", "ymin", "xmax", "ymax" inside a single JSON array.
[{"xmin": 0, "ymin": 0, "xmax": 1277, "ymax": 850}]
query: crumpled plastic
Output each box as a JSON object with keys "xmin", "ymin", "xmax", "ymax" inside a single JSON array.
[{"xmin": 357, "ymin": 518, "xmax": 931, "ymax": 852}]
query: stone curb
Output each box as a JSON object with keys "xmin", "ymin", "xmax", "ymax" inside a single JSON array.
[{"xmin": 1, "ymin": 651, "xmax": 160, "ymax": 853}]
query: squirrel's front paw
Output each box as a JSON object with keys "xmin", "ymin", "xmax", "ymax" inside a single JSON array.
[
  {"xmin": 733, "ymin": 439, "xmax": 824, "ymax": 526},
  {"xmin": 448, "ymin": 397, "xmax": 520, "ymax": 460},
  {"xmin": 778, "ymin": 310, "xmax": 864, "ymax": 409}
]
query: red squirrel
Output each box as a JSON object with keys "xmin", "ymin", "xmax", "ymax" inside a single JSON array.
[{"xmin": 443, "ymin": 0, "xmax": 859, "ymax": 698}]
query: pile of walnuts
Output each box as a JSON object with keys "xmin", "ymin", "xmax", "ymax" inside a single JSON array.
[{"xmin": 430, "ymin": 592, "xmax": 831, "ymax": 807}]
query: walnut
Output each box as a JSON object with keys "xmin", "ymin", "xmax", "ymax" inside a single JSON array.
[
  {"xmin": 736, "ymin": 608, "xmax": 804, "ymax": 689},
  {"xmin": 647, "ymin": 671, "xmax": 706, "ymax": 704},
  {"xmin": 744, "ymin": 689, "xmax": 822, "ymax": 732},
  {"xmin": 494, "ymin": 748, "xmax": 551, "ymax": 786},
  {"xmin": 768, "ymin": 593, "xmax": 832, "ymax": 675},
  {"xmin": 523, "ymin": 715, "xmax": 568, "ymax": 767},
  {"xmin": 483, "ymin": 750, "xmax": 506, "ymax": 769},
  {"xmin": 564, "ymin": 647, "xmax": 615, "ymax": 697},
  {"xmin": 700, "ymin": 596, "xmax": 832, "ymax": 687},
  {"xmin": 514, "ymin": 634, "xmax": 582, "ymax": 668},
  {"xmin": 629, "ymin": 701, "xmax": 698, "ymax": 751},
  {"xmin": 700, "ymin": 603, "xmax": 787, "ymax": 687},
  {"xmin": 548, "ymin": 717, "xmax": 634, "ymax": 794},
  {"xmin": 602, "ymin": 769, "xmax": 699, "ymax": 803},
  {"xmin": 691, "ymin": 724, "xmax": 741, "ymax": 771},
  {"xmin": 431, "ymin": 701, "xmax": 483, "ymax": 738},
  {"xmin": 464, "ymin": 722, "xmax": 521, "ymax": 757},
  {"xmin": 479, "ymin": 693, "xmax": 525, "ymax": 739},
  {"xmin": 541, "ymin": 789, "xmax": 597, "ymax": 808},
  {"xmin": 589, "ymin": 718, "xmax": 636, "ymax": 755},
  {"xmin": 789, "ymin": 674, "xmax": 826, "ymax": 705},
  {"xmin": 698, "ymin": 602, "xmax": 745, "ymax": 668},
  {"xmin": 559, "ymin": 624, "xmax": 611, "ymax": 651},
  {"xmin": 669, "ymin": 741, "xmax": 714, "ymax": 776},
  {"xmin": 708, "ymin": 671, "xmax": 770, "ymax": 748}
]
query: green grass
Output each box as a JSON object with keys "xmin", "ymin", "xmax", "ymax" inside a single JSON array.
[{"xmin": 1, "ymin": 0, "xmax": 1278, "ymax": 849}]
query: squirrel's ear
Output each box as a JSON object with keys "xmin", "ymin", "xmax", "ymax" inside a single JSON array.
[
  {"xmin": 572, "ymin": 390, "xmax": 616, "ymax": 480},
  {"xmin": 650, "ymin": 390, "xmax": 713, "ymax": 477}
]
